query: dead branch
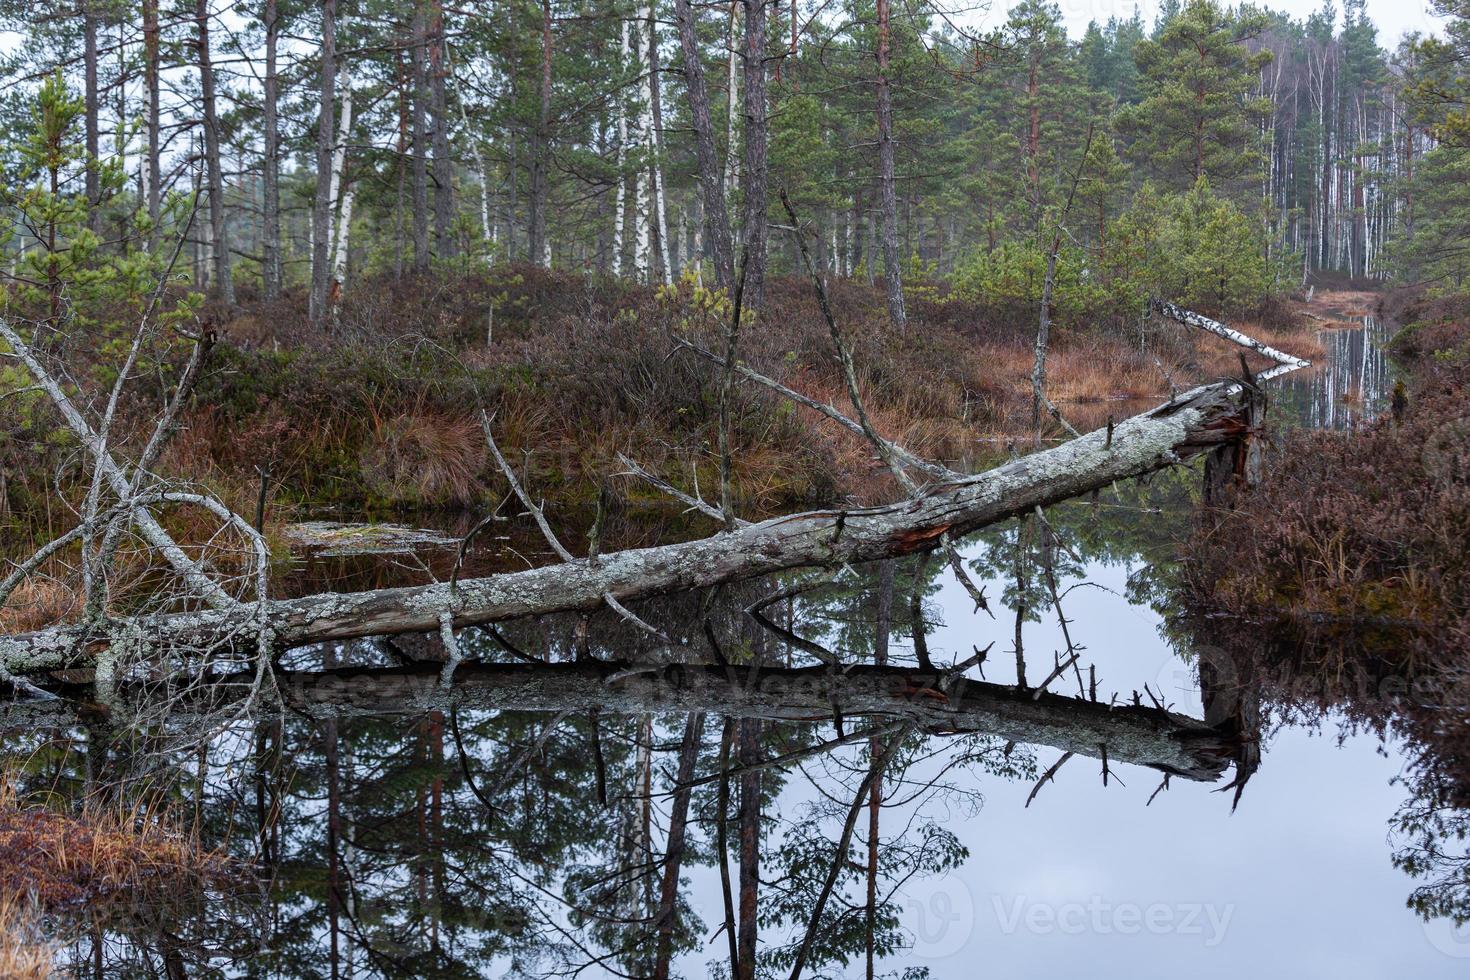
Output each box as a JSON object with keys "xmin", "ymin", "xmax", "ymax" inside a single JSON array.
[{"xmin": 1025, "ymin": 751, "xmax": 1074, "ymax": 808}]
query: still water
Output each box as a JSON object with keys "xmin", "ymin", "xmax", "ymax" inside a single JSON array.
[{"xmin": 6, "ymin": 316, "xmax": 1463, "ymax": 978}]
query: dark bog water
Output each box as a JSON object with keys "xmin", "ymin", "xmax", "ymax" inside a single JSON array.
[{"xmin": 7, "ymin": 315, "xmax": 1466, "ymax": 978}]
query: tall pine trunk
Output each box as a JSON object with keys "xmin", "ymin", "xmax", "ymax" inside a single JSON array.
[
  {"xmin": 652, "ymin": 714, "xmax": 705, "ymax": 980},
  {"xmin": 196, "ymin": 0, "xmax": 233, "ymax": 304},
  {"xmin": 740, "ymin": 0, "xmax": 768, "ymax": 307},
  {"xmin": 429, "ymin": 1, "xmax": 456, "ymax": 257},
  {"xmin": 865, "ymin": 559, "xmax": 894, "ymax": 979},
  {"xmin": 736, "ymin": 716, "xmax": 760, "ymax": 980},
  {"xmin": 261, "ymin": 0, "xmax": 282, "ymax": 299},
  {"xmin": 84, "ymin": 2, "xmax": 101, "ymax": 233},
  {"xmin": 411, "ymin": 2, "xmax": 431, "ymax": 271},
  {"xmin": 528, "ymin": 0, "xmax": 553, "ymax": 266},
  {"xmin": 725, "ymin": 0, "xmax": 740, "ymax": 202},
  {"xmin": 674, "ymin": 0, "xmax": 734, "ymax": 287},
  {"xmin": 875, "ymin": 0, "xmax": 904, "ymax": 326}
]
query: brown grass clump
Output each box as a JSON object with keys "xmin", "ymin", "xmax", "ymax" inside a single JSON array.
[
  {"xmin": 0, "ymin": 580, "xmax": 78, "ymax": 634},
  {"xmin": 0, "ymin": 774, "xmax": 228, "ymax": 915},
  {"xmin": 0, "ymin": 895, "xmax": 53, "ymax": 980},
  {"xmin": 361, "ymin": 408, "xmax": 487, "ymax": 507}
]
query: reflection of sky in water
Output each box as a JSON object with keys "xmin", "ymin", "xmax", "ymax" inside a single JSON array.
[{"xmin": 680, "ymin": 537, "xmax": 1464, "ymax": 978}]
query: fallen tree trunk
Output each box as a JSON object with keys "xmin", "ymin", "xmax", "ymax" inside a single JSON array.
[
  {"xmin": 0, "ymin": 380, "xmax": 1256, "ymax": 675},
  {"xmin": 2, "ymin": 661, "xmax": 1238, "ymax": 781}
]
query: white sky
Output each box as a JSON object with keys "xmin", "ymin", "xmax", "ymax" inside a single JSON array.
[
  {"xmin": 971, "ymin": 0, "xmax": 1449, "ymax": 45},
  {"xmin": 0, "ymin": 1, "xmax": 1448, "ymax": 73}
]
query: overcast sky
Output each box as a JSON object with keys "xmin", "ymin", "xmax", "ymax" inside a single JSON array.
[{"xmin": 971, "ymin": 0, "xmax": 1449, "ymax": 46}]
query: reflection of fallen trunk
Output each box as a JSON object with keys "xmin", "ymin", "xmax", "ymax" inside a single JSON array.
[
  {"xmin": 2, "ymin": 381, "xmax": 1259, "ymax": 674},
  {"xmin": 7, "ymin": 661, "xmax": 1240, "ymax": 781}
]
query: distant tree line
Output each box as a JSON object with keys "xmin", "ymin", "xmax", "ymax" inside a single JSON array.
[{"xmin": 0, "ymin": 0, "xmax": 1461, "ymax": 328}]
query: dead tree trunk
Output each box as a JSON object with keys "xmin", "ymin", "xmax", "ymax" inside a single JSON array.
[
  {"xmin": 62, "ymin": 659, "xmax": 1245, "ymax": 780},
  {"xmin": 0, "ymin": 379, "xmax": 1262, "ymax": 675}
]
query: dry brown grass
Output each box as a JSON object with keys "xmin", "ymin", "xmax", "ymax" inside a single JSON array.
[
  {"xmin": 0, "ymin": 895, "xmax": 53, "ymax": 980},
  {"xmin": 1049, "ymin": 341, "xmax": 1168, "ymax": 403},
  {"xmin": 361, "ymin": 407, "xmax": 487, "ymax": 507},
  {"xmin": 0, "ymin": 773, "xmax": 228, "ymax": 915},
  {"xmin": 1311, "ymin": 289, "xmax": 1379, "ymax": 319},
  {"xmin": 0, "ymin": 580, "xmax": 78, "ymax": 634}
]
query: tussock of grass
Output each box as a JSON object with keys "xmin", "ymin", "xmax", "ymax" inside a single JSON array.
[
  {"xmin": 0, "ymin": 774, "xmax": 228, "ymax": 914},
  {"xmin": 0, "ymin": 894, "xmax": 53, "ymax": 980},
  {"xmin": 0, "ymin": 580, "xmax": 78, "ymax": 634}
]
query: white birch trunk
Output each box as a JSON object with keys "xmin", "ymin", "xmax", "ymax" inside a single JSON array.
[
  {"xmin": 613, "ymin": 18, "xmax": 630, "ymax": 278},
  {"xmin": 634, "ymin": 73, "xmax": 653, "ymax": 280},
  {"xmin": 328, "ymin": 79, "xmax": 353, "ymax": 265},
  {"xmin": 332, "ymin": 183, "xmax": 355, "ymax": 290},
  {"xmin": 724, "ymin": 0, "xmax": 739, "ymax": 206},
  {"xmin": 646, "ymin": 1, "xmax": 673, "ymax": 283}
]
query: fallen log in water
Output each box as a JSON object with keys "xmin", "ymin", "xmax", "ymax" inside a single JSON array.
[
  {"xmin": 0, "ymin": 661, "xmax": 1239, "ymax": 781},
  {"xmin": 1, "ymin": 380, "xmax": 1257, "ymax": 675}
]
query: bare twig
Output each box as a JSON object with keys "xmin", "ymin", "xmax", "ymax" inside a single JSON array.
[{"xmin": 1025, "ymin": 751, "xmax": 1074, "ymax": 808}]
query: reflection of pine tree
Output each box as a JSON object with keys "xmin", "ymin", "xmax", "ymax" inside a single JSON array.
[
  {"xmin": 756, "ymin": 727, "xmax": 1032, "ymax": 976},
  {"xmin": 795, "ymin": 554, "xmax": 942, "ymax": 667}
]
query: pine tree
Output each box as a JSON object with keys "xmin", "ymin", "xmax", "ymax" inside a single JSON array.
[{"xmin": 1118, "ymin": 0, "xmax": 1273, "ymax": 189}]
